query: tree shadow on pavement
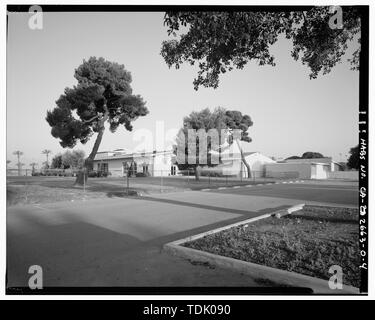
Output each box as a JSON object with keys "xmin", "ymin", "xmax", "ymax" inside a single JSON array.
[{"xmin": 138, "ymin": 195, "xmax": 292, "ymax": 217}]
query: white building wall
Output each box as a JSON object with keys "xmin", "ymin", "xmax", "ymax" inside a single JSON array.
[
  {"xmin": 311, "ymin": 163, "xmax": 329, "ymax": 179},
  {"xmin": 93, "ymin": 150, "xmax": 177, "ymax": 177},
  {"xmin": 265, "ymin": 163, "xmax": 311, "ymax": 179},
  {"xmin": 285, "ymin": 157, "xmax": 341, "ymax": 172},
  {"xmin": 153, "ymin": 153, "xmax": 175, "ymax": 176},
  {"xmin": 201, "ymin": 152, "xmax": 275, "ymax": 177},
  {"xmin": 201, "ymin": 160, "xmax": 241, "ymax": 176},
  {"xmin": 104, "ymin": 159, "xmax": 126, "ymax": 177},
  {"xmin": 242, "ymin": 152, "xmax": 276, "ymax": 178}
]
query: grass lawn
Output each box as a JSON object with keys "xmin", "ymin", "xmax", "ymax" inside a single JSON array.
[
  {"xmin": 7, "ymin": 181, "xmax": 108, "ymax": 206},
  {"xmin": 6, "ymin": 177, "xmax": 141, "ymax": 206},
  {"xmin": 183, "ymin": 205, "xmax": 360, "ymax": 288},
  {"xmin": 124, "ymin": 175, "xmax": 274, "ymax": 190},
  {"xmin": 6, "ymin": 175, "xmax": 273, "ymax": 206}
]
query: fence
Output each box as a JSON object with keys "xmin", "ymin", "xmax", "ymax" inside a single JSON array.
[
  {"xmin": 7, "ymin": 168, "xmax": 83, "ymax": 177},
  {"xmin": 110, "ymin": 169, "xmax": 301, "ymax": 194},
  {"xmin": 7, "ymin": 168, "xmax": 303, "ymax": 203},
  {"xmin": 7, "ymin": 169, "xmax": 32, "ymax": 176}
]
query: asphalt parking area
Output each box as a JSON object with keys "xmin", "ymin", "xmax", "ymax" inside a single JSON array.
[{"xmin": 204, "ymin": 181, "xmax": 358, "ymax": 206}]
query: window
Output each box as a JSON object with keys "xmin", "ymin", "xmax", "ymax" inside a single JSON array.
[
  {"xmin": 98, "ymin": 162, "xmax": 108, "ymax": 173},
  {"xmin": 123, "ymin": 161, "xmax": 137, "ymax": 176},
  {"xmin": 143, "ymin": 164, "xmax": 148, "ymax": 174},
  {"xmin": 171, "ymin": 165, "xmax": 176, "ymax": 176}
]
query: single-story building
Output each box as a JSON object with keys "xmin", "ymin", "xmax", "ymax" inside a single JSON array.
[
  {"xmin": 201, "ymin": 140, "xmax": 276, "ymax": 178},
  {"xmin": 199, "ymin": 151, "xmax": 276, "ymax": 178},
  {"xmin": 265, "ymin": 162, "xmax": 330, "ymax": 179},
  {"xmin": 283, "ymin": 157, "xmax": 343, "ymax": 172},
  {"xmin": 265, "ymin": 157, "xmax": 343, "ymax": 180},
  {"xmin": 95, "ymin": 144, "xmax": 342, "ymax": 180},
  {"xmin": 93, "ymin": 149, "xmax": 179, "ymax": 177}
]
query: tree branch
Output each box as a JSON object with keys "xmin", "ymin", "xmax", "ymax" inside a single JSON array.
[{"xmin": 82, "ymin": 115, "xmax": 99, "ymax": 123}]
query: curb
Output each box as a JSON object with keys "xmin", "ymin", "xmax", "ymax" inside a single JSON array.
[
  {"xmin": 163, "ymin": 204, "xmax": 360, "ymax": 294},
  {"xmin": 199, "ymin": 179, "xmax": 305, "ymax": 192},
  {"xmin": 199, "ymin": 181, "xmax": 277, "ymax": 192}
]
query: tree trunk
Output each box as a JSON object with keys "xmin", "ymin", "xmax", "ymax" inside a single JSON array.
[
  {"xmin": 74, "ymin": 112, "xmax": 108, "ymax": 186},
  {"xmin": 74, "ymin": 168, "xmax": 88, "ymax": 186},
  {"xmin": 235, "ymin": 139, "xmax": 252, "ymax": 179}
]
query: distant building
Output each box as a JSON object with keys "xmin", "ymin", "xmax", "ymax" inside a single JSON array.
[
  {"xmin": 283, "ymin": 157, "xmax": 343, "ymax": 172},
  {"xmin": 94, "ymin": 145, "xmax": 343, "ymax": 180},
  {"xmin": 265, "ymin": 157, "xmax": 343, "ymax": 180},
  {"xmin": 93, "ymin": 149, "xmax": 178, "ymax": 177},
  {"xmin": 202, "ymin": 141, "xmax": 276, "ymax": 177}
]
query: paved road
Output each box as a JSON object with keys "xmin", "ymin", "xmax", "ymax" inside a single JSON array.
[{"xmin": 203, "ymin": 181, "xmax": 358, "ymax": 207}]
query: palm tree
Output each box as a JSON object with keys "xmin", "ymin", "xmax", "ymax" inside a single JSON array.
[
  {"xmin": 13, "ymin": 150, "xmax": 23, "ymax": 176},
  {"xmin": 42, "ymin": 149, "xmax": 52, "ymax": 168},
  {"xmin": 30, "ymin": 162, "xmax": 38, "ymax": 174}
]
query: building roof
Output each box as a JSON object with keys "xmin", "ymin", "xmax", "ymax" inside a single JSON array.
[
  {"xmin": 284, "ymin": 157, "xmax": 333, "ymax": 163},
  {"xmin": 94, "ymin": 149, "xmax": 173, "ymax": 161},
  {"xmin": 270, "ymin": 161, "xmax": 330, "ymax": 166},
  {"xmin": 243, "ymin": 151, "xmax": 258, "ymax": 157}
]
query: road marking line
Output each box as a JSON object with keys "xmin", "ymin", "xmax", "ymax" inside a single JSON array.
[
  {"xmin": 245, "ymin": 185, "xmax": 253, "ymax": 187},
  {"xmin": 201, "ymin": 189, "xmax": 210, "ymax": 191},
  {"xmin": 232, "ymin": 186, "xmax": 241, "ymax": 189},
  {"xmin": 218, "ymin": 187, "xmax": 227, "ymax": 190},
  {"xmin": 257, "ymin": 184, "xmax": 263, "ymax": 186}
]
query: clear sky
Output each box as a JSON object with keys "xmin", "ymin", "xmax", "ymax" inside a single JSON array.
[{"xmin": 7, "ymin": 11, "xmax": 360, "ymax": 168}]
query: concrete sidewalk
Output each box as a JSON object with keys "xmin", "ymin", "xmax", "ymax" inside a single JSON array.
[{"xmin": 7, "ymin": 191, "xmax": 302, "ymax": 288}]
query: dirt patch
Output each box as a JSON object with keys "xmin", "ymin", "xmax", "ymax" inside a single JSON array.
[{"xmin": 183, "ymin": 205, "xmax": 360, "ymax": 288}]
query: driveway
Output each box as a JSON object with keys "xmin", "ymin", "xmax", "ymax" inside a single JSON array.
[{"xmin": 7, "ymin": 191, "xmax": 302, "ymax": 290}]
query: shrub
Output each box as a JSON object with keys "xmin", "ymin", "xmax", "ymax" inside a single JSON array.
[
  {"xmin": 201, "ymin": 170, "xmax": 223, "ymax": 177},
  {"xmin": 135, "ymin": 172, "xmax": 150, "ymax": 177},
  {"xmin": 95, "ymin": 171, "xmax": 109, "ymax": 178},
  {"xmin": 88, "ymin": 171, "xmax": 97, "ymax": 178}
]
